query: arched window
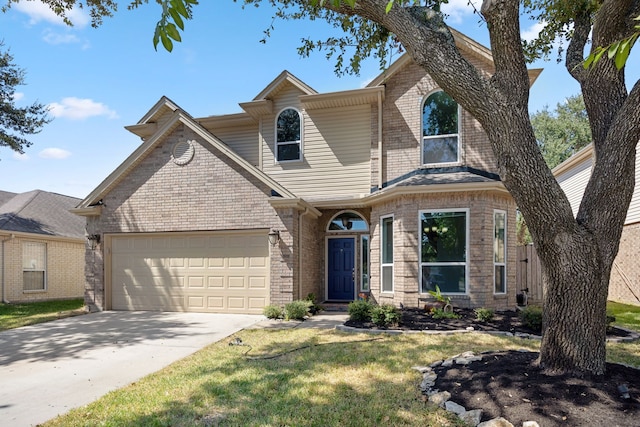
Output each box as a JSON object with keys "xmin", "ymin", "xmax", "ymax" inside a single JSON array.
[
  {"xmin": 327, "ymin": 211, "xmax": 368, "ymax": 232},
  {"xmin": 276, "ymin": 108, "xmax": 302, "ymax": 162},
  {"xmin": 422, "ymin": 91, "xmax": 459, "ymax": 165}
]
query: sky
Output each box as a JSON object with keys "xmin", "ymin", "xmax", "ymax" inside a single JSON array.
[{"xmin": 0, "ymin": 1, "xmax": 638, "ymax": 199}]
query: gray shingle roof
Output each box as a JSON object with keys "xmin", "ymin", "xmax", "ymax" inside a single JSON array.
[
  {"xmin": 380, "ymin": 167, "xmax": 501, "ymax": 190},
  {"xmin": 0, "ymin": 190, "xmax": 85, "ymax": 239}
]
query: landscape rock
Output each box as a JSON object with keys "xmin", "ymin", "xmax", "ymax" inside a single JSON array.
[
  {"xmin": 445, "ymin": 400, "xmax": 466, "ymax": 415},
  {"xmin": 459, "ymin": 408, "xmax": 483, "ymax": 426},
  {"xmin": 427, "ymin": 391, "xmax": 451, "ymax": 407},
  {"xmin": 477, "ymin": 417, "xmax": 514, "ymax": 427}
]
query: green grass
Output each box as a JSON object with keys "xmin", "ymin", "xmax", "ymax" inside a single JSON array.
[
  {"xmin": 608, "ymin": 301, "xmax": 640, "ymax": 332},
  {"xmin": 0, "ymin": 299, "xmax": 85, "ymax": 331},
  {"xmin": 41, "ymin": 327, "xmax": 640, "ymax": 427}
]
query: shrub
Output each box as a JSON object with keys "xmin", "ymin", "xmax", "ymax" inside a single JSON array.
[
  {"xmin": 475, "ymin": 308, "xmax": 495, "ymax": 323},
  {"xmin": 284, "ymin": 300, "xmax": 313, "ymax": 320},
  {"xmin": 263, "ymin": 305, "xmax": 284, "ymax": 319},
  {"xmin": 431, "ymin": 308, "xmax": 460, "ymax": 319},
  {"xmin": 518, "ymin": 305, "xmax": 543, "ymax": 332},
  {"xmin": 305, "ymin": 293, "xmax": 324, "ymax": 315},
  {"xmin": 606, "ymin": 313, "xmax": 616, "ymax": 331},
  {"xmin": 370, "ymin": 304, "xmax": 401, "ymax": 327},
  {"xmin": 348, "ymin": 300, "xmax": 373, "ymax": 322}
]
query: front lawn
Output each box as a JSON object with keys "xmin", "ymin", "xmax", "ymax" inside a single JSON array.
[
  {"xmin": 42, "ymin": 327, "xmax": 640, "ymax": 427},
  {"xmin": 0, "ymin": 299, "xmax": 85, "ymax": 331},
  {"xmin": 608, "ymin": 300, "xmax": 640, "ymax": 332}
]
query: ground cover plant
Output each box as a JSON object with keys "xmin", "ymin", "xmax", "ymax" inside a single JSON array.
[
  {"xmin": 608, "ymin": 301, "xmax": 640, "ymax": 331},
  {"xmin": 0, "ymin": 299, "xmax": 84, "ymax": 331}
]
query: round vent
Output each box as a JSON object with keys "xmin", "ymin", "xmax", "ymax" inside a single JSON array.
[{"xmin": 172, "ymin": 139, "xmax": 195, "ymax": 165}]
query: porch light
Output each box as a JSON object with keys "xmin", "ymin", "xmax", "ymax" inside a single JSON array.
[
  {"xmin": 268, "ymin": 229, "xmax": 281, "ymax": 246},
  {"xmin": 87, "ymin": 234, "xmax": 101, "ymax": 250}
]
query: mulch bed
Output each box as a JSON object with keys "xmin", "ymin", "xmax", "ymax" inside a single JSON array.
[{"xmin": 344, "ymin": 308, "xmax": 640, "ymax": 426}]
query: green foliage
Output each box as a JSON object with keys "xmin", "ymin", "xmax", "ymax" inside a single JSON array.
[
  {"xmin": 606, "ymin": 313, "xmax": 616, "ymax": 331},
  {"xmin": 348, "ymin": 299, "xmax": 373, "ymax": 321},
  {"xmin": 518, "ymin": 306, "xmax": 543, "ymax": 332},
  {"xmin": 284, "ymin": 300, "xmax": 313, "ymax": 320},
  {"xmin": 304, "ymin": 293, "xmax": 324, "ymax": 314},
  {"xmin": 0, "ymin": 42, "xmax": 52, "ymax": 155},
  {"xmin": 516, "ymin": 211, "xmax": 533, "ymax": 245},
  {"xmin": 530, "ymin": 94, "xmax": 592, "ymax": 169},
  {"xmin": 262, "ymin": 304, "xmax": 284, "ymax": 319},
  {"xmin": 431, "ymin": 307, "xmax": 459, "ymax": 319},
  {"xmin": 428, "ymin": 285, "xmax": 451, "ymax": 305},
  {"xmin": 584, "ymin": 16, "xmax": 640, "ymax": 70},
  {"xmin": 370, "ymin": 304, "xmax": 400, "ymax": 327},
  {"xmin": 474, "ymin": 308, "xmax": 495, "ymax": 323}
]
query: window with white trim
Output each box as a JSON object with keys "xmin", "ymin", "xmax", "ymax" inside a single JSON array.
[
  {"xmin": 23, "ymin": 242, "xmax": 46, "ymax": 291},
  {"xmin": 420, "ymin": 210, "xmax": 468, "ymax": 294},
  {"xmin": 494, "ymin": 210, "xmax": 507, "ymax": 294},
  {"xmin": 422, "ymin": 91, "xmax": 459, "ymax": 165},
  {"xmin": 381, "ymin": 216, "xmax": 394, "ymax": 293},
  {"xmin": 276, "ymin": 108, "xmax": 302, "ymax": 162}
]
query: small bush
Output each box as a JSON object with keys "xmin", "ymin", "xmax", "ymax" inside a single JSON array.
[
  {"xmin": 475, "ymin": 308, "xmax": 495, "ymax": 323},
  {"xmin": 431, "ymin": 308, "xmax": 460, "ymax": 319},
  {"xmin": 348, "ymin": 300, "xmax": 374, "ymax": 322},
  {"xmin": 284, "ymin": 300, "xmax": 313, "ymax": 320},
  {"xmin": 519, "ymin": 305, "xmax": 543, "ymax": 332},
  {"xmin": 606, "ymin": 313, "xmax": 616, "ymax": 331},
  {"xmin": 370, "ymin": 304, "xmax": 400, "ymax": 327},
  {"xmin": 263, "ymin": 305, "xmax": 284, "ymax": 319},
  {"xmin": 305, "ymin": 293, "xmax": 324, "ymax": 314}
]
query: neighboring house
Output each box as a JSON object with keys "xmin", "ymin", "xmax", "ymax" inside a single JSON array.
[
  {"xmin": 0, "ymin": 190, "xmax": 86, "ymax": 303},
  {"xmin": 73, "ymin": 30, "xmax": 542, "ymax": 314},
  {"xmin": 554, "ymin": 144, "xmax": 640, "ymax": 305}
]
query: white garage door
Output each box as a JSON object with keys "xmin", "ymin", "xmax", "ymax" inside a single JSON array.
[{"xmin": 109, "ymin": 232, "xmax": 269, "ymax": 313}]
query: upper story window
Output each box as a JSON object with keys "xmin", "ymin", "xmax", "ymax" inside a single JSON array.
[
  {"xmin": 276, "ymin": 108, "xmax": 302, "ymax": 162},
  {"xmin": 422, "ymin": 91, "xmax": 459, "ymax": 165}
]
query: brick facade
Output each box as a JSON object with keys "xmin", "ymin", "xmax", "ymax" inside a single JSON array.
[
  {"xmin": 606, "ymin": 222, "xmax": 640, "ymax": 305},
  {"xmin": 1, "ymin": 235, "xmax": 84, "ymax": 303}
]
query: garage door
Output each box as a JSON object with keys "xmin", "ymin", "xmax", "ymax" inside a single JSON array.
[{"xmin": 109, "ymin": 232, "xmax": 269, "ymax": 313}]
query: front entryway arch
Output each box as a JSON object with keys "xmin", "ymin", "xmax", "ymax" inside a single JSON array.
[{"xmin": 326, "ymin": 211, "xmax": 369, "ymax": 301}]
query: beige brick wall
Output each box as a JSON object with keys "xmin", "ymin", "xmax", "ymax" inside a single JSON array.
[
  {"xmin": 86, "ymin": 126, "xmax": 297, "ymax": 311},
  {"xmin": 608, "ymin": 222, "xmax": 640, "ymax": 306},
  {"xmin": 369, "ymin": 191, "xmax": 516, "ymax": 310},
  {"xmin": 374, "ymin": 60, "xmax": 498, "ymax": 187},
  {"xmin": 1, "ymin": 236, "xmax": 84, "ymax": 303}
]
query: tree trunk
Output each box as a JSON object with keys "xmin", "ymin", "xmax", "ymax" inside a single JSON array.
[{"xmin": 537, "ymin": 229, "xmax": 608, "ymax": 375}]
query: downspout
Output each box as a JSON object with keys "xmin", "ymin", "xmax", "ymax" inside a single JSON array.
[
  {"xmin": 298, "ymin": 207, "xmax": 311, "ymax": 301},
  {"xmin": 377, "ymin": 90, "xmax": 383, "ymax": 190},
  {"xmin": 1, "ymin": 234, "xmax": 15, "ymax": 303}
]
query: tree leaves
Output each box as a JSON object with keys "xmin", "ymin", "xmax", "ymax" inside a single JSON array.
[
  {"xmin": 584, "ymin": 15, "xmax": 639, "ymax": 70},
  {"xmin": 152, "ymin": 0, "xmax": 197, "ymax": 52}
]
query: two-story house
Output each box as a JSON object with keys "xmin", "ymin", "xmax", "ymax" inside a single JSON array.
[{"xmin": 73, "ymin": 30, "xmax": 542, "ymax": 314}]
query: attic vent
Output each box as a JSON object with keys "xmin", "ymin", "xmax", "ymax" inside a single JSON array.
[{"xmin": 172, "ymin": 139, "xmax": 195, "ymax": 165}]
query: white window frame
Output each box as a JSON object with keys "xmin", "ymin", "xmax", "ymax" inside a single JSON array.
[
  {"xmin": 494, "ymin": 210, "xmax": 507, "ymax": 294},
  {"xmin": 22, "ymin": 241, "xmax": 47, "ymax": 292},
  {"xmin": 419, "ymin": 208, "xmax": 469, "ymax": 295},
  {"xmin": 380, "ymin": 215, "xmax": 394, "ymax": 293},
  {"xmin": 275, "ymin": 107, "xmax": 303, "ymax": 163},
  {"xmin": 361, "ymin": 234, "xmax": 370, "ymax": 292},
  {"xmin": 421, "ymin": 90, "xmax": 461, "ymax": 167}
]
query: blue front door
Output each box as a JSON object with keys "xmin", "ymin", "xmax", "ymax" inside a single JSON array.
[{"xmin": 328, "ymin": 238, "xmax": 355, "ymax": 300}]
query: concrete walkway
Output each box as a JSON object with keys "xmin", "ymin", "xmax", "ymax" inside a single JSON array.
[{"xmin": 0, "ymin": 311, "xmax": 262, "ymax": 427}]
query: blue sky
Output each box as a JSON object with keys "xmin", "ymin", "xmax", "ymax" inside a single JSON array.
[{"xmin": 0, "ymin": 1, "xmax": 638, "ymax": 199}]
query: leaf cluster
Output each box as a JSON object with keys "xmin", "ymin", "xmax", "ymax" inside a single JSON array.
[
  {"xmin": 2, "ymin": 0, "xmax": 118, "ymax": 28},
  {"xmin": 0, "ymin": 43, "xmax": 51, "ymax": 154},
  {"xmin": 584, "ymin": 16, "xmax": 640, "ymax": 70}
]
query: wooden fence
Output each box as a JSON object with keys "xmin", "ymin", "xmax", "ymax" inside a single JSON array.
[{"xmin": 516, "ymin": 244, "xmax": 543, "ymax": 305}]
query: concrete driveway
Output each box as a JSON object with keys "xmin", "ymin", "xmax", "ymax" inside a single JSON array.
[{"xmin": 0, "ymin": 311, "xmax": 262, "ymax": 427}]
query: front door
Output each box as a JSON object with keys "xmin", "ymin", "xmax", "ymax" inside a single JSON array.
[{"xmin": 327, "ymin": 237, "xmax": 355, "ymax": 300}]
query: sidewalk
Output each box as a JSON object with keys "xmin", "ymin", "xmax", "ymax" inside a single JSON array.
[{"xmin": 248, "ymin": 311, "xmax": 349, "ymax": 330}]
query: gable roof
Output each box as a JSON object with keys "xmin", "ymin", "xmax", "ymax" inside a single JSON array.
[
  {"xmin": 367, "ymin": 28, "xmax": 543, "ymax": 88},
  {"xmin": 74, "ymin": 98, "xmax": 297, "ymax": 214},
  {"xmin": 0, "ymin": 190, "xmax": 85, "ymax": 239}
]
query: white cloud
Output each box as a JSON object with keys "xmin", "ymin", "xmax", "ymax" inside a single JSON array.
[
  {"xmin": 43, "ymin": 30, "xmax": 81, "ymax": 45},
  {"xmin": 13, "ymin": 152, "xmax": 30, "ymax": 161},
  {"xmin": 48, "ymin": 97, "xmax": 119, "ymax": 120},
  {"xmin": 12, "ymin": 92, "xmax": 25, "ymax": 101},
  {"xmin": 39, "ymin": 148, "xmax": 72, "ymax": 159},
  {"xmin": 441, "ymin": 0, "xmax": 481, "ymax": 24},
  {"xmin": 14, "ymin": 0, "xmax": 90, "ymax": 28},
  {"xmin": 521, "ymin": 21, "xmax": 547, "ymax": 43}
]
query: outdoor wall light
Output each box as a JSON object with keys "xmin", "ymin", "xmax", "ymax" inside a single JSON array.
[
  {"xmin": 87, "ymin": 234, "xmax": 101, "ymax": 250},
  {"xmin": 268, "ymin": 229, "xmax": 280, "ymax": 246}
]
